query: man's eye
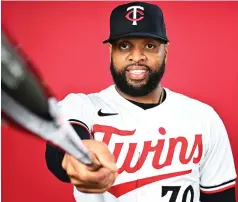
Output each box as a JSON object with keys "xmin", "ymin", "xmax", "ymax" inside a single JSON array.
[
  {"xmin": 119, "ymin": 43, "xmax": 130, "ymax": 50},
  {"xmin": 145, "ymin": 44, "xmax": 155, "ymax": 49}
]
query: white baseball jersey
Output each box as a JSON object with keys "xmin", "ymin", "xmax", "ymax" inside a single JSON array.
[{"xmin": 58, "ymin": 85, "xmax": 236, "ymax": 202}]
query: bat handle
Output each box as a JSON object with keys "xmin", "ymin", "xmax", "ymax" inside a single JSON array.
[{"xmin": 88, "ymin": 152, "xmax": 102, "ymax": 171}]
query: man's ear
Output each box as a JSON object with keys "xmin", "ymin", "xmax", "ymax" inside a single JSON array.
[{"xmin": 164, "ymin": 42, "xmax": 170, "ymax": 63}]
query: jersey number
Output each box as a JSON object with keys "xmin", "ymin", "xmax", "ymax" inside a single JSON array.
[{"xmin": 162, "ymin": 185, "xmax": 194, "ymax": 202}]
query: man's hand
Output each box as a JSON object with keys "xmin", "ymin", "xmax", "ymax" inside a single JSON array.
[{"xmin": 62, "ymin": 140, "xmax": 118, "ymax": 193}]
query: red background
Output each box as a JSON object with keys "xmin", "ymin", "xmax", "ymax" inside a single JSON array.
[{"xmin": 1, "ymin": 2, "xmax": 238, "ymax": 202}]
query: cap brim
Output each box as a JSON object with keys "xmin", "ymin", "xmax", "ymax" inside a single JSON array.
[{"xmin": 103, "ymin": 32, "xmax": 169, "ymax": 44}]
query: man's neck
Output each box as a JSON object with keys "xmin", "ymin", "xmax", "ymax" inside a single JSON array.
[{"xmin": 115, "ymin": 85, "xmax": 163, "ymax": 104}]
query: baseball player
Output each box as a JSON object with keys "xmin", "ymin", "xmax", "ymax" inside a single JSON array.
[{"xmin": 45, "ymin": 2, "xmax": 237, "ymax": 202}]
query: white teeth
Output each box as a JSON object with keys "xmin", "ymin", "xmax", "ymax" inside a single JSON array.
[{"xmin": 130, "ymin": 70, "xmax": 146, "ymax": 74}]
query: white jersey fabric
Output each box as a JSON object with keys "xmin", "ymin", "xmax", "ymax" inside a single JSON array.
[{"xmin": 58, "ymin": 85, "xmax": 236, "ymax": 202}]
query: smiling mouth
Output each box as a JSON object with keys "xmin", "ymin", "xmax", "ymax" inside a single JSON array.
[{"xmin": 126, "ymin": 69, "xmax": 149, "ymax": 80}]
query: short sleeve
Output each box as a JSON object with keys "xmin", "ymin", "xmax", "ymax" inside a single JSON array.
[
  {"xmin": 200, "ymin": 109, "xmax": 237, "ymax": 193},
  {"xmin": 57, "ymin": 93, "xmax": 94, "ymax": 133}
]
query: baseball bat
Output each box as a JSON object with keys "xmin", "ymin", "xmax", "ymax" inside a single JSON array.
[{"xmin": 1, "ymin": 28, "xmax": 100, "ymax": 170}]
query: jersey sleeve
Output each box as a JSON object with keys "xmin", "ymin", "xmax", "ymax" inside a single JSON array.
[
  {"xmin": 199, "ymin": 108, "xmax": 237, "ymax": 194},
  {"xmin": 57, "ymin": 93, "xmax": 95, "ymax": 134},
  {"xmin": 45, "ymin": 93, "xmax": 94, "ymax": 183}
]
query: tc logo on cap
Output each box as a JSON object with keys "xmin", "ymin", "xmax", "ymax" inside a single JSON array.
[{"xmin": 125, "ymin": 6, "xmax": 144, "ymax": 26}]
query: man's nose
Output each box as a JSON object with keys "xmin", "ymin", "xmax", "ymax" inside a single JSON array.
[{"xmin": 129, "ymin": 48, "xmax": 146, "ymax": 63}]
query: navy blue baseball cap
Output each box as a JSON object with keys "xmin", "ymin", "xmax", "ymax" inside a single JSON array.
[{"xmin": 103, "ymin": 1, "xmax": 169, "ymax": 44}]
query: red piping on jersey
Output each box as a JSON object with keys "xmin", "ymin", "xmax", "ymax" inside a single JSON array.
[
  {"xmin": 200, "ymin": 183, "xmax": 236, "ymax": 194},
  {"xmin": 69, "ymin": 121, "xmax": 93, "ymax": 139}
]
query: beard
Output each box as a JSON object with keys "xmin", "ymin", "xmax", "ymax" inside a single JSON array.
[{"xmin": 110, "ymin": 58, "xmax": 166, "ymax": 97}]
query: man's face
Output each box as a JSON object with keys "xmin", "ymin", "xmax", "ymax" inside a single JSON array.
[{"xmin": 110, "ymin": 37, "xmax": 168, "ymax": 97}]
